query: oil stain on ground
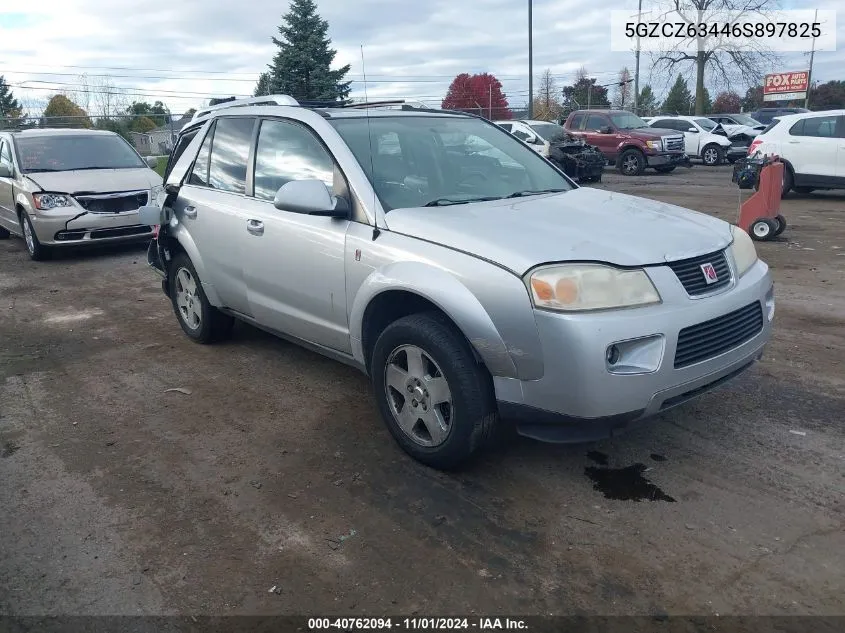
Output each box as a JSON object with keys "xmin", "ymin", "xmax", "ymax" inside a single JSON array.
[{"xmin": 584, "ymin": 462, "xmax": 676, "ymax": 502}]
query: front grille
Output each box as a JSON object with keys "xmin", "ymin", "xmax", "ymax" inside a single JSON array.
[
  {"xmin": 75, "ymin": 191, "xmax": 148, "ymax": 214},
  {"xmin": 667, "ymin": 250, "xmax": 731, "ymax": 296},
  {"xmin": 664, "ymin": 136, "xmax": 684, "ymax": 152},
  {"xmin": 674, "ymin": 302, "xmax": 763, "ymax": 368}
]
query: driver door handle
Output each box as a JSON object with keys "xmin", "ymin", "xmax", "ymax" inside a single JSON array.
[
  {"xmin": 183, "ymin": 205, "xmax": 197, "ymax": 218},
  {"xmin": 247, "ymin": 219, "xmax": 264, "ymax": 236}
]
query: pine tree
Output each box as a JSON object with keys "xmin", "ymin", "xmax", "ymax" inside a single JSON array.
[
  {"xmin": 255, "ymin": 72, "xmax": 272, "ymax": 97},
  {"xmin": 0, "ymin": 75, "xmax": 24, "ymax": 128},
  {"xmin": 265, "ymin": 0, "xmax": 351, "ymax": 102},
  {"xmin": 637, "ymin": 85, "xmax": 658, "ymax": 116},
  {"xmin": 662, "ymin": 75, "xmax": 692, "ymax": 115}
]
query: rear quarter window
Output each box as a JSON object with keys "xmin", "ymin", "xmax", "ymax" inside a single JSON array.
[{"xmin": 761, "ymin": 120, "xmax": 781, "ymax": 135}]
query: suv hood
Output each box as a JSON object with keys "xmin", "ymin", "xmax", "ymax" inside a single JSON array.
[
  {"xmin": 384, "ymin": 187, "xmax": 732, "ymax": 274},
  {"xmin": 25, "ymin": 168, "xmax": 161, "ymax": 194},
  {"xmin": 631, "ymin": 127, "xmax": 677, "ymax": 140}
]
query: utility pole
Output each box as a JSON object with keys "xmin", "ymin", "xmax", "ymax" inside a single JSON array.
[
  {"xmin": 528, "ymin": 0, "xmax": 533, "ymax": 118},
  {"xmin": 633, "ymin": 0, "xmax": 642, "ymax": 114},
  {"xmin": 489, "ymin": 84, "xmax": 493, "ymax": 120},
  {"xmin": 805, "ymin": 8, "xmax": 818, "ymax": 109},
  {"xmin": 587, "ymin": 81, "xmax": 592, "ymax": 110}
]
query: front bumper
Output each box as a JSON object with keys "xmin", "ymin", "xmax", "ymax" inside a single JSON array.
[
  {"xmin": 31, "ymin": 208, "xmax": 154, "ymax": 246},
  {"xmin": 645, "ymin": 152, "xmax": 691, "ymax": 167},
  {"xmin": 495, "ymin": 258, "xmax": 774, "ymax": 442}
]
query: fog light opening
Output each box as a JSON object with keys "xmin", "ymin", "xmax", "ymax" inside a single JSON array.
[{"xmin": 606, "ymin": 345, "xmax": 621, "ymax": 366}]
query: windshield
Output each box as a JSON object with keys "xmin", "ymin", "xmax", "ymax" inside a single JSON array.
[
  {"xmin": 730, "ymin": 114, "xmax": 762, "ymax": 127},
  {"xmin": 695, "ymin": 118, "xmax": 717, "ymax": 131},
  {"xmin": 527, "ymin": 122, "xmax": 567, "ymax": 141},
  {"xmin": 15, "ymin": 134, "xmax": 145, "ymax": 173},
  {"xmin": 329, "ymin": 115, "xmax": 574, "ymax": 211},
  {"xmin": 609, "ymin": 112, "xmax": 648, "ymax": 129}
]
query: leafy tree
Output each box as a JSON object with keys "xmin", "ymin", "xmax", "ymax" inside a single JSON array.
[
  {"xmin": 263, "ymin": 0, "xmax": 351, "ymax": 101},
  {"xmin": 808, "ymin": 80, "xmax": 845, "ymax": 111},
  {"xmin": 741, "ymin": 86, "xmax": 763, "ymax": 112},
  {"xmin": 442, "ymin": 73, "xmax": 511, "ymax": 119},
  {"xmin": 699, "ymin": 86, "xmax": 712, "ymax": 114},
  {"xmin": 562, "ymin": 69, "xmax": 609, "ymax": 111},
  {"xmin": 130, "ymin": 116, "xmax": 158, "ymax": 133},
  {"xmin": 612, "ymin": 67, "xmax": 633, "ymax": 109},
  {"xmin": 662, "ymin": 75, "xmax": 692, "ymax": 114},
  {"xmin": 42, "ymin": 94, "xmax": 92, "ymax": 128},
  {"xmin": 712, "ymin": 91, "xmax": 742, "ymax": 113},
  {"xmin": 96, "ymin": 118, "xmax": 131, "ymax": 141},
  {"xmin": 127, "ymin": 101, "xmax": 167, "ymax": 127},
  {"xmin": 209, "ymin": 96, "xmax": 236, "ymax": 106},
  {"xmin": 255, "ymin": 72, "xmax": 272, "ymax": 97},
  {"xmin": 637, "ymin": 84, "xmax": 659, "ymax": 115}
]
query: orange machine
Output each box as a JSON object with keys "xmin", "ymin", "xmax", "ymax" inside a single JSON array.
[{"xmin": 735, "ymin": 155, "xmax": 786, "ymax": 241}]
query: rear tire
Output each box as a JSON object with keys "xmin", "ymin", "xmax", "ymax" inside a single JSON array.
[
  {"xmin": 168, "ymin": 253, "xmax": 234, "ymax": 343},
  {"xmin": 371, "ymin": 312, "xmax": 498, "ymax": 470},
  {"xmin": 774, "ymin": 214, "xmax": 787, "ymax": 236},
  {"xmin": 781, "ymin": 165, "xmax": 794, "ymax": 198},
  {"xmin": 654, "ymin": 165, "xmax": 676, "ymax": 173},
  {"xmin": 19, "ymin": 212, "xmax": 52, "ymax": 261},
  {"xmin": 618, "ymin": 149, "xmax": 646, "ymax": 176}
]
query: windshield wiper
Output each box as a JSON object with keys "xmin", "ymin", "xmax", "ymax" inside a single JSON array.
[
  {"xmin": 70, "ymin": 166, "xmax": 125, "ymax": 171},
  {"xmin": 506, "ymin": 188, "xmax": 568, "ymax": 199},
  {"xmin": 423, "ymin": 196, "xmax": 502, "ymax": 207}
]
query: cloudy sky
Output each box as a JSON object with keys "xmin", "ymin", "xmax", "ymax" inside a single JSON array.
[{"xmin": 0, "ymin": 0, "xmax": 841, "ymax": 118}]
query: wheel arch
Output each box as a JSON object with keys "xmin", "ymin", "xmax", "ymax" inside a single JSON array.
[
  {"xmin": 350, "ymin": 262, "xmax": 518, "ymax": 379},
  {"xmin": 163, "ymin": 223, "xmax": 223, "ymax": 307}
]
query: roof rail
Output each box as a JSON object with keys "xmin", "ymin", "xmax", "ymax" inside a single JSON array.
[
  {"xmin": 344, "ymin": 99, "xmax": 433, "ymax": 110},
  {"xmin": 191, "ymin": 95, "xmax": 299, "ymax": 121}
]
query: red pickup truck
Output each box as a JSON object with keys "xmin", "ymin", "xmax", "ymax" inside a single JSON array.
[{"xmin": 563, "ymin": 110, "xmax": 690, "ymax": 176}]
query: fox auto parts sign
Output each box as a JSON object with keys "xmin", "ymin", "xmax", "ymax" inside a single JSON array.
[{"xmin": 763, "ymin": 71, "xmax": 809, "ymax": 102}]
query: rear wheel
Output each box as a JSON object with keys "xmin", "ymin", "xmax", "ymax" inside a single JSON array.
[
  {"xmin": 371, "ymin": 312, "xmax": 498, "ymax": 470},
  {"xmin": 168, "ymin": 253, "xmax": 234, "ymax": 343},
  {"xmin": 19, "ymin": 212, "xmax": 51, "ymax": 261},
  {"xmin": 654, "ymin": 165, "xmax": 676, "ymax": 173},
  {"xmin": 781, "ymin": 166, "xmax": 794, "ymax": 198},
  {"xmin": 701, "ymin": 144, "xmax": 724, "ymax": 166},
  {"xmin": 618, "ymin": 149, "xmax": 645, "ymax": 176}
]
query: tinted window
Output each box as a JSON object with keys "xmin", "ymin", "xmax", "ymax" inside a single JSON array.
[
  {"xmin": 799, "ymin": 116, "xmax": 838, "ymax": 138},
  {"xmin": 584, "ymin": 114, "xmax": 608, "ymax": 130},
  {"xmin": 189, "ymin": 127, "xmax": 213, "ymax": 187},
  {"xmin": 166, "ymin": 127, "xmax": 200, "ymax": 181},
  {"xmin": 15, "ymin": 134, "xmax": 145, "ymax": 172},
  {"xmin": 497, "ymin": 123, "xmax": 512, "ymax": 132},
  {"xmin": 253, "ymin": 119, "xmax": 334, "ymax": 202},
  {"xmin": 789, "ymin": 119, "xmax": 804, "ymax": 136},
  {"xmin": 760, "ymin": 119, "xmax": 781, "ymax": 134},
  {"xmin": 653, "ymin": 119, "xmax": 678, "ymax": 130},
  {"xmin": 695, "ymin": 118, "xmax": 716, "ymax": 131},
  {"xmin": 569, "ymin": 114, "xmax": 585, "ymax": 130},
  {"xmin": 208, "ymin": 117, "xmax": 255, "ymax": 194}
]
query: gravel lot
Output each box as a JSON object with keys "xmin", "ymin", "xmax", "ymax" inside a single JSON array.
[{"xmin": 1, "ymin": 165, "xmax": 843, "ymax": 616}]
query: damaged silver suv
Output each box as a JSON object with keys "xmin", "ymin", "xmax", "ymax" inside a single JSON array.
[{"xmin": 140, "ymin": 95, "xmax": 774, "ymax": 469}]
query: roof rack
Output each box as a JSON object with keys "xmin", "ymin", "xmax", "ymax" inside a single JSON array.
[
  {"xmin": 343, "ymin": 99, "xmax": 434, "ymax": 111},
  {"xmin": 191, "ymin": 95, "xmax": 299, "ymax": 121}
]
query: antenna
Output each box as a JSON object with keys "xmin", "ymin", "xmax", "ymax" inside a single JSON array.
[{"xmin": 361, "ymin": 44, "xmax": 380, "ymax": 240}]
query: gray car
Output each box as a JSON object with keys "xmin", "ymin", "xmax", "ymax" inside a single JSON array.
[
  {"xmin": 0, "ymin": 129, "xmax": 163, "ymax": 260},
  {"xmin": 140, "ymin": 96, "xmax": 774, "ymax": 469}
]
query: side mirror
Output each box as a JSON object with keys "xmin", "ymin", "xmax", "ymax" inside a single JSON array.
[
  {"xmin": 145, "ymin": 156, "xmax": 159, "ymax": 168},
  {"xmin": 688, "ymin": 127, "xmax": 699, "ymax": 133},
  {"xmin": 138, "ymin": 204, "xmax": 163, "ymax": 226},
  {"xmin": 273, "ymin": 179, "xmax": 349, "ymax": 218},
  {"xmin": 0, "ymin": 164, "xmax": 12, "ymax": 178},
  {"xmin": 601, "ymin": 126, "xmax": 614, "ymax": 134}
]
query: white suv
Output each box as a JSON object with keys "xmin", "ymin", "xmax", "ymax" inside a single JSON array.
[
  {"xmin": 647, "ymin": 115, "xmax": 745, "ymax": 165},
  {"xmin": 748, "ymin": 110, "xmax": 845, "ymax": 197}
]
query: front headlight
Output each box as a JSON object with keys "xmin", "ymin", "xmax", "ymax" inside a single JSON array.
[
  {"xmin": 730, "ymin": 225, "xmax": 758, "ymax": 277},
  {"xmin": 646, "ymin": 139, "xmax": 662, "ymax": 151},
  {"xmin": 527, "ymin": 264, "xmax": 661, "ymax": 312},
  {"xmin": 32, "ymin": 193, "xmax": 73, "ymax": 210}
]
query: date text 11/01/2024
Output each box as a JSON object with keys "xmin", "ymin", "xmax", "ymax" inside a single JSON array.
[{"xmin": 307, "ymin": 618, "xmax": 528, "ymax": 630}]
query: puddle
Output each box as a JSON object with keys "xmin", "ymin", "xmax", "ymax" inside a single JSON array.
[
  {"xmin": 586, "ymin": 450, "xmax": 608, "ymax": 465},
  {"xmin": 585, "ymin": 463, "xmax": 676, "ymax": 502}
]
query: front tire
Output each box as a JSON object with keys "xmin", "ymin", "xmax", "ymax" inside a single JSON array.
[
  {"xmin": 168, "ymin": 253, "xmax": 234, "ymax": 343},
  {"xmin": 701, "ymin": 144, "xmax": 724, "ymax": 166},
  {"xmin": 19, "ymin": 212, "xmax": 51, "ymax": 261},
  {"xmin": 371, "ymin": 312, "xmax": 498, "ymax": 470},
  {"xmin": 618, "ymin": 149, "xmax": 646, "ymax": 176}
]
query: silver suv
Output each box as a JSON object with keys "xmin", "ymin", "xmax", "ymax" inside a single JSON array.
[
  {"xmin": 140, "ymin": 96, "xmax": 775, "ymax": 469},
  {"xmin": 0, "ymin": 129, "xmax": 163, "ymax": 260}
]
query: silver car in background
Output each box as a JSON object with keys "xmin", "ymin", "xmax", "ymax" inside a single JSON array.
[
  {"xmin": 0, "ymin": 129, "xmax": 163, "ymax": 260},
  {"xmin": 140, "ymin": 96, "xmax": 774, "ymax": 470}
]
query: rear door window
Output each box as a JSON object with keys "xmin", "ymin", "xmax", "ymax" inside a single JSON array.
[
  {"xmin": 584, "ymin": 114, "xmax": 608, "ymax": 131},
  {"xmin": 207, "ymin": 117, "xmax": 256, "ymax": 194},
  {"xmin": 799, "ymin": 116, "xmax": 838, "ymax": 138}
]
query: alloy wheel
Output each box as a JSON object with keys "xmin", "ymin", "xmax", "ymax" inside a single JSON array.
[
  {"xmin": 174, "ymin": 267, "xmax": 202, "ymax": 330},
  {"xmin": 22, "ymin": 217, "xmax": 35, "ymax": 255},
  {"xmin": 384, "ymin": 344, "xmax": 453, "ymax": 447}
]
